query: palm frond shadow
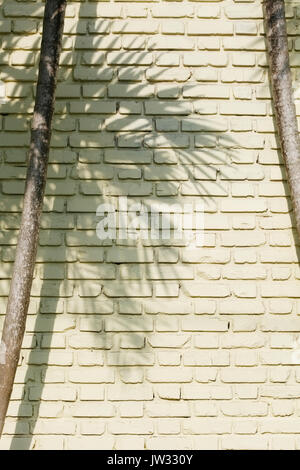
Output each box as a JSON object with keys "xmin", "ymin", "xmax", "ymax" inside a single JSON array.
[{"xmin": 0, "ymin": 1, "xmax": 277, "ymax": 449}]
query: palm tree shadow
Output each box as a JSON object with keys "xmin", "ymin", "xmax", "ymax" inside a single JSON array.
[{"xmin": 0, "ymin": 0, "xmax": 271, "ymax": 451}]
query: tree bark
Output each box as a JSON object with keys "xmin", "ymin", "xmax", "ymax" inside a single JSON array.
[
  {"xmin": 264, "ymin": 0, "xmax": 300, "ymax": 238},
  {"xmin": 0, "ymin": 0, "xmax": 66, "ymax": 436}
]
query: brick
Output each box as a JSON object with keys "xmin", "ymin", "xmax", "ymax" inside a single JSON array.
[
  {"xmin": 80, "ymin": 420, "xmax": 105, "ymax": 433},
  {"xmin": 106, "ymin": 248, "xmax": 153, "ymax": 263},
  {"xmin": 157, "ymin": 383, "xmax": 180, "ymax": 397},
  {"xmin": 67, "ymin": 264, "xmax": 115, "ymax": 280},
  {"xmin": 79, "ymin": 384, "xmax": 104, "ymax": 400},
  {"xmin": 182, "ymin": 117, "xmax": 228, "ymax": 131},
  {"xmin": 157, "ymin": 419, "xmax": 181, "ymax": 434},
  {"xmin": 187, "ymin": 20, "xmax": 233, "ymax": 35},
  {"xmin": 224, "ymin": 37, "xmax": 265, "ymax": 51},
  {"xmin": 105, "ymin": 150, "xmax": 152, "ymax": 164},
  {"xmin": 269, "ymin": 300, "xmax": 293, "ymax": 314},
  {"xmin": 162, "ymin": 21, "xmax": 185, "ymax": 35},
  {"xmin": 221, "ymin": 369, "xmax": 267, "ymax": 383},
  {"xmin": 107, "ymin": 352, "xmax": 154, "ymax": 366},
  {"xmin": 70, "ymin": 134, "xmax": 114, "ymax": 148},
  {"xmin": 147, "ymin": 403, "xmax": 190, "ymax": 418},
  {"xmin": 145, "ymin": 165, "xmax": 189, "ymax": 180},
  {"xmin": 148, "ymin": 36, "xmax": 194, "ymax": 50},
  {"xmin": 146, "ymin": 266, "xmax": 193, "ymax": 280},
  {"xmin": 260, "ymin": 350, "xmax": 300, "ymax": 366},
  {"xmin": 193, "ymin": 436, "xmax": 219, "ymax": 450},
  {"xmin": 182, "ymin": 318, "xmax": 228, "ymax": 332},
  {"xmin": 220, "ymin": 300, "xmax": 264, "ymax": 315},
  {"xmin": 29, "ymin": 386, "xmax": 76, "ymax": 402},
  {"xmin": 183, "ymin": 419, "xmax": 231, "ymax": 435},
  {"xmin": 71, "ymin": 403, "xmax": 115, "ymax": 418},
  {"xmin": 103, "ymin": 283, "xmax": 152, "ymax": 297},
  {"xmin": 69, "ymin": 369, "xmax": 114, "ymax": 384},
  {"xmin": 147, "ymin": 368, "xmax": 192, "ymax": 383},
  {"xmin": 119, "ymin": 403, "xmax": 143, "ymax": 418},
  {"xmin": 152, "ymin": 5, "xmax": 194, "ymax": 18},
  {"xmin": 182, "ymin": 282, "xmax": 230, "ymax": 298},
  {"xmin": 109, "ymin": 420, "xmax": 153, "ymax": 435},
  {"xmin": 261, "ymin": 284, "xmax": 300, "ymax": 298},
  {"xmin": 105, "ymin": 117, "xmax": 152, "ymax": 132},
  {"xmin": 28, "ymin": 352, "xmax": 73, "ymax": 366},
  {"xmin": 107, "ymin": 386, "xmax": 153, "ymax": 401},
  {"xmin": 147, "ymin": 437, "xmax": 192, "ymax": 450},
  {"xmin": 70, "ymin": 102, "xmax": 115, "ymax": 115},
  {"xmin": 261, "ymin": 386, "xmax": 300, "ymax": 399},
  {"xmin": 183, "ymin": 85, "xmax": 229, "ymax": 99},
  {"xmin": 157, "ymin": 84, "xmax": 181, "ymax": 99},
  {"xmin": 75, "ymin": 36, "xmax": 121, "ymax": 50},
  {"xmin": 109, "ymin": 84, "xmax": 154, "ymax": 98},
  {"xmin": 113, "ymin": 20, "xmax": 159, "ymax": 34},
  {"xmin": 105, "ymin": 317, "xmax": 153, "ymax": 332},
  {"xmin": 146, "ymin": 134, "xmax": 187, "ymax": 150},
  {"xmin": 184, "ymin": 351, "xmax": 230, "ymax": 366},
  {"xmin": 272, "ymin": 436, "xmax": 295, "ymax": 450},
  {"xmin": 116, "ymin": 437, "xmax": 145, "ymax": 450},
  {"xmin": 182, "ymin": 249, "xmax": 230, "ymax": 264},
  {"xmin": 145, "ymin": 101, "xmax": 192, "ymax": 115},
  {"xmin": 221, "ymin": 401, "xmax": 267, "ymax": 417},
  {"xmin": 31, "ymin": 437, "xmax": 64, "ymax": 450},
  {"xmin": 81, "ymin": 53, "xmax": 105, "ymax": 66},
  {"xmin": 223, "ymin": 267, "xmax": 267, "ymax": 280},
  {"xmin": 66, "ymin": 437, "xmax": 114, "ymax": 450},
  {"xmin": 80, "ymin": 4, "xmax": 122, "ymax": 18},
  {"xmin": 261, "ymin": 318, "xmax": 300, "ymax": 332},
  {"xmin": 260, "ymin": 248, "xmax": 298, "ymax": 263},
  {"xmin": 181, "ymin": 182, "xmax": 228, "ymax": 196},
  {"xmin": 261, "ymin": 420, "xmax": 300, "ymax": 434},
  {"xmin": 69, "ymin": 334, "xmax": 112, "ymax": 350},
  {"xmin": 222, "ymin": 436, "xmax": 268, "ymax": 450},
  {"xmin": 148, "ymin": 334, "xmax": 190, "ymax": 348},
  {"xmin": 182, "ymin": 385, "xmax": 231, "ymax": 400},
  {"xmin": 235, "ymin": 22, "xmax": 257, "ymax": 35},
  {"xmin": 220, "ymin": 102, "xmax": 266, "ymax": 116},
  {"xmin": 119, "ymin": 369, "xmax": 144, "ymax": 384},
  {"xmin": 221, "ymin": 333, "xmax": 265, "ymax": 349},
  {"xmin": 74, "ymin": 66, "xmax": 114, "ymax": 80},
  {"xmin": 194, "ymin": 300, "xmax": 216, "ymax": 315},
  {"xmin": 221, "ymin": 199, "xmax": 267, "ymax": 212},
  {"xmin": 34, "ymin": 420, "xmax": 76, "ymax": 436},
  {"xmin": 7, "ymin": 403, "xmax": 32, "ymax": 418},
  {"xmin": 145, "ymin": 301, "xmax": 192, "ymax": 315},
  {"xmin": 67, "ymin": 299, "xmax": 112, "ymax": 314},
  {"xmin": 184, "ymin": 52, "xmax": 228, "ymax": 67}
]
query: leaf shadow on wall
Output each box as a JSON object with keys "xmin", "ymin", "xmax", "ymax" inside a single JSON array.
[{"xmin": 0, "ymin": 1, "xmax": 276, "ymax": 450}]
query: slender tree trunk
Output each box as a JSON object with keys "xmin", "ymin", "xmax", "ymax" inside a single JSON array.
[
  {"xmin": 264, "ymin": 0, "xmax": 300, "ymax": 238},
  {"xmin": 0, "ymin": 0, "xmax": 66, "ymax": 436}
]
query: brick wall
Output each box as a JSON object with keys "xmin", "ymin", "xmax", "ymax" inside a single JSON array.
[{"xmin": 1, "ymin": 0, "xmax": 300, "ymax": 450}]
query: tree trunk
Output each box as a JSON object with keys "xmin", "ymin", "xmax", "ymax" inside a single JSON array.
[
  {"xmin": 264, "ymin": 0, "xmax": 300, "ymax": 238},
  {"xmin": 0, "ymin": 0, "xmax": 66, "ymax": 436}
]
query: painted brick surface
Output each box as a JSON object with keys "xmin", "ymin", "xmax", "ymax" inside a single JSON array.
[{"xmin": 1, "ymin": 0, "xmax": 300, "ymax": 451}]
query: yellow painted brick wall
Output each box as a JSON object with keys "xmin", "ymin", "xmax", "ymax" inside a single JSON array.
[{"xmin": 1, "ymin": 0, "xmax": 300, "ymax": 450}]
